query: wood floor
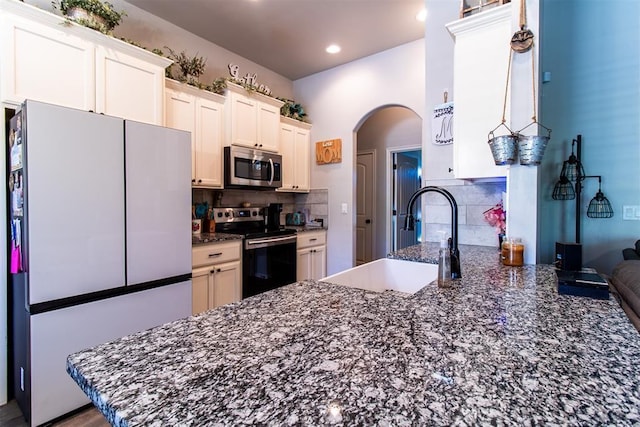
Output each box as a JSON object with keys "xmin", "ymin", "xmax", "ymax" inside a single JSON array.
[{"xmin": 0, "ymin": 400, "xmax": 109, "ymax": 427}]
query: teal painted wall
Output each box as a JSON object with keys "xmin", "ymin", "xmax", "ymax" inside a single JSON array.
[{"xmin": 539, "ymin": 0, "xmax": 640, "ymax": 274}]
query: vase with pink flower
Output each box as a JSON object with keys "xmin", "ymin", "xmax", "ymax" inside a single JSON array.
[{"xmin": 483, "ymin": 201, "xmax": 506, "ymax": 250}]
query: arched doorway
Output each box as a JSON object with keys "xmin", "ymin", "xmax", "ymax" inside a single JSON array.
[{"xmin": 355, "ymin": 105, "xmax": 422, "ymax": 263}]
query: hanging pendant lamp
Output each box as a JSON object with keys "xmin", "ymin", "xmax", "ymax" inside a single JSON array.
[
  {"xmin": 560, "ymin": 139, "xmax": 585, "ymax": 182},
  {"xmin": 552, "ymin": 175, "xmax": 575, "ymax": 200},
  {"xmin": 587, "ymin": 179, "xmax": 614, "ymax": 218}
]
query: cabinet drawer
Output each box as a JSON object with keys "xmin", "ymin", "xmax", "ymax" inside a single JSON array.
[
  {"xmin": 192, "ymin": 240, "xmax": 241, "ymax": 268},
  {"xmin": 297, "ymin": 231, "xmax": 326, "ymax": 249}
]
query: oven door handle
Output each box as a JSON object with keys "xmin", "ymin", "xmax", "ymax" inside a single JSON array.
[
  {"xmin": 246, "ymin": 235, "xmax": 296, "ymax": 246},
  {"xmin": 268, "ymin": 158, "xmax": 274, "ymax": 186}
]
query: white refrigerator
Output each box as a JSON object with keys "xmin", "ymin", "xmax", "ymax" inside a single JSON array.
[{"xmin": 8, "ymin": 100, "xmax": 192, "ymax": 426}]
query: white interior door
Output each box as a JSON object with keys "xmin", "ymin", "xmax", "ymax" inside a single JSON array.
[
  {"xmin": 394, "ymin": 152, "xmax": 420, "ymax": 251},
  {"xmin": 356, "ymin": 151, "xmax": 375, "ymax": 265}
]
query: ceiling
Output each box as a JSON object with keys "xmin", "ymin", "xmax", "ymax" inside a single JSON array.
[{"xmin": 126, "ymin": 0, "xmax": 427, "ymax": 80}]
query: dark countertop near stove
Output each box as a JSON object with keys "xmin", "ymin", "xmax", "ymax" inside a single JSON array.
[
  {"xmin": 192, "ymin": 228, "xmax": 326, "ymax": 246},
  {"xmin": 191, "ymin": 232, "xmax": 243, "ymax": 246},
  {"xmin": 67, "ymin": 243, "xmax": 640, "ymax": 426}
]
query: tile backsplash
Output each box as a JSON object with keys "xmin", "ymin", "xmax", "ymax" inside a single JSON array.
[
  {"xmin": 193, "ymin": 188, "xmax": 329, "ymax": 227},
  {"xmin": 420, "ymin": 180, "xmax": 507, "ymax": 247}
]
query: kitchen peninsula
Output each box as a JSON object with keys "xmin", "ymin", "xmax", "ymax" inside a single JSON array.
[{"xmin": 67, "ymin": 244, "xmax": 640, "ymax": 425}]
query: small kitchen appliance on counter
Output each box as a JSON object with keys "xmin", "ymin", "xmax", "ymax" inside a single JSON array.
[
  {"xmin": 285, "ymin": 211, "xmax": 307, "ymax": 226},
  {"xmin": 266, "ymin": 203, "xmax": 283, "ymax": 231},
  {"xmin": 212, "ymin": 206, "xmax": 296, "ymax": 298}
]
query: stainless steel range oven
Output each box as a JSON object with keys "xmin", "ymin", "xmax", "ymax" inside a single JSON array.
[{"xmin": 213, "ymin": 207, "xmax": 296, "ymax": 298}]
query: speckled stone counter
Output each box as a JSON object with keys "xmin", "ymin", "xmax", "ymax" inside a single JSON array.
[
  {"xmin": 285, "ymin": 225, "xmax": 327, "ymax": 233},
  {"xmin": 191, "ymin": 232, "xmax": 243, "ymax": 246},
  {"xmin": 67, "ymin": 243, "xmax": 640, "ymax": 426}
]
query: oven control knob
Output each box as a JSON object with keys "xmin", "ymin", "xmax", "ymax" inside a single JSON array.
[
  {"xmin": 217, "ymin": 212, "xmax": 223, "ymax": 218},
  {"xmin": 224, "ymin": 212, "xmax": 230, "ymax": 217}
]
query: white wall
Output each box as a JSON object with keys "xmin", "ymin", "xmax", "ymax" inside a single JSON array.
[{"xmin": 293, "ymin": 39, "xmax": 425, "ymax": 275}]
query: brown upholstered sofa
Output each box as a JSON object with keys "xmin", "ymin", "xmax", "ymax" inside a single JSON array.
[{"xmin": 610, "ymin": 240, "xmax": 640, "ymax": 332}]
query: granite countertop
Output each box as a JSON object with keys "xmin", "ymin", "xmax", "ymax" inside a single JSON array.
[
  {"xmin": 192, "ymin": 228, "xmax": 325, "ymax": 246},
  {"xmin": 285, "ymin": 225, "xmax": 327, "ymax": 233},
  {"xmin": 67, "ymin": 243, "xmax": 640, "ymax": 426},
  {"xmin": 191, "ymin": 232, "xmax": 243, "ymax": 246}
]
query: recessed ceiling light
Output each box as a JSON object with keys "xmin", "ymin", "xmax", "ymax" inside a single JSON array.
[
  {"xmin": 416, "ymin": 8, "xmax": 427, "ymax": 22},
  {"xmin": 326, "ymin": 44, "xmax": 341, "ymax": 54}
]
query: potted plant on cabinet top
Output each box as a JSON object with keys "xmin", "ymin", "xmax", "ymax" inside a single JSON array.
[
  {"xmin": 165, "ymin": 47, "xmax": 207, "ymax": 86},
  {"xmin": 52, "ymin": 0, "xmax": 126, "ymax": 34}
]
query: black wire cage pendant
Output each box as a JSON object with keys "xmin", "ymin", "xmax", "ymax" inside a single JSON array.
[
  {"xmin": 587, "ymin": 186, "xmax": 614, "ymax": 218},
  {"xmin": 559, "ymin": 147, "xmax": 585, "ymax": 183},
  {"xmin": 552, "ymin": 175, "xmax": 575, "ymax": 200}
]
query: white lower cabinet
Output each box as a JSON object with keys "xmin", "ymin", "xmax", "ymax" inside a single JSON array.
[
  {"xmin": 191, "ymin": 240, "xmax": 242, "ymax": 314},
  {"xmin": 296, "ymin": 230, "xmax": 327, "ymax": 281}
]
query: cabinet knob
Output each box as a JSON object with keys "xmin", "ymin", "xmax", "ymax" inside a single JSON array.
[
  {"xmin": 198, "ymin": 179, "xmax": 202, "ymax": 183},
  {"xmin": 216, "ymin": 268, "xmax": 221, "ymax": 273},
  {"xmin": 210, "ymin": 269, "xmax": 216, "ymax": 274},
  {"xmin": 192, "ymin": 179, "xmax": 196, "ymax": 183}
]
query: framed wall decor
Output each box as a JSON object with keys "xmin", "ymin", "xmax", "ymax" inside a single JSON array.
[
  {"xmin": 315, "ymin": 139, "xmax": 342, "ymax": 165},
  {"xmin": 461, "ymin": 0, "xmax": 510, "ymax": 18}
]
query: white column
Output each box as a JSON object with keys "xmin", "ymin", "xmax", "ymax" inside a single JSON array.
[{"xmin": 506, "ymin": 0, "xmax": 540, "ymax": 265}]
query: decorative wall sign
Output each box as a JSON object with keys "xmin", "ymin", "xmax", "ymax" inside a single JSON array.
[
  {"xmin": 432, "ymin": 102, "xmax": 454, "ymax": 145},
  {"xmin": 228, "ymin": 63, "xmax": 272, "ymax": 96},
  {"xmin": 315, "ymin": 139, "xmax": 342, "ymax": 164}
]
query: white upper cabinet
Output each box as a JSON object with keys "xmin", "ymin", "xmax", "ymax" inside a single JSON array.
[
  {"xmin": 0, "ymin": 11, "xmax": 96, "ymax": 111},
  {"xmin": 446, "ymin": 5, "xmax": 511, "ymax": 179},
  {"xmin": 0, "ymin": 0, "xmax": 170, "ymax": 125},
  {"xmin": 224, "ymin": 82, "xmax": 284, "ymax": 152},
  {"xmin": 279, "ymin": 117, "xmax": 311, "ymax": 192},
  {"xmin": 165, "ymin": 79, "xmax": 225, "ymax": 188},
  {"xmin": 96, "ymin": 47, "xmax": 166, "ymax": 125}
]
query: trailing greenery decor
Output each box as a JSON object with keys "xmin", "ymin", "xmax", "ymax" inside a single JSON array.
[
  {"xmin": 205, "ymin": 78, "xmax": 228, "ymax": 96},
  {"xmin": 234, "ymin": 79, "xmax": 272, "ymax": 97},
  {"xmin": 279, "ymin": 98, "xmax": 308, "ymax": 122},
  {"xmin": 52, "ymin": 0, "xmax": 126, "ymax": 34},
  {"xmin": 164, "ymin": 47, "xmax": 206, "ymax": 85}
]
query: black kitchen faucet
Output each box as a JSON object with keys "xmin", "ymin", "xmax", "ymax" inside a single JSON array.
[{"xmin": 403, "ymin": 186, "xmax": 462, "ymax": 279}]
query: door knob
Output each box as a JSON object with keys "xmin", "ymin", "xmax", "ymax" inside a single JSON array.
[{"xmin": 365, "ymin": 219, "xmax": 371, "ymax": 224}]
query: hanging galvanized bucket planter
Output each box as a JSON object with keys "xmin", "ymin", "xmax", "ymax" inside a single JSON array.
[
  {"xmin": 517, "ymin": 121, "xmax": 552, "ymax": 165},
  {"xmin": 488, "ymin": 123, "xmax": 518, "ymax": 165}
]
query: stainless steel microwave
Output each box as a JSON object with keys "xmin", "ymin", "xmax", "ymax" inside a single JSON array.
[{"xmin": 224, "ymin": 146, "xmax": 282, "ymax": 189}]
